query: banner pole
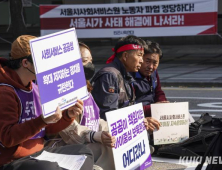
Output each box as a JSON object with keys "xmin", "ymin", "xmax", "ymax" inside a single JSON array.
[
  {"xmin": 216, "ymin": 33, "xmax": 222, "ymax": 40},
  {"xmin": 0, "ymin": 37, "xmax": 12, "ymax": 44}
]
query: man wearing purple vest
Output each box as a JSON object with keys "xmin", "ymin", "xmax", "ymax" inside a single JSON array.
[{"xmin": 0, "ymin": 35, "xmax": 94, "ymax": 170}]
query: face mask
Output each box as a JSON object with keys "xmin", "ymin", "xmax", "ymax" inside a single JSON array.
[{"xmin": 83, "ymin": 62, "xmax": 95, "ymax": 80}]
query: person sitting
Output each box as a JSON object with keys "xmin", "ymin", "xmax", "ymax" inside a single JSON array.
[
  {"xmin": 59, "ymin": 42, "xmax": 116, "ymax": 170},
  {"xmin": 90, "ymin": 35, "xmax": 154, "ymax": 154},
  {"xmin": 131, "ymin": 41, "xmax": 168, "ymax": 133},
  {"xmin": 91, "ymin": 35, "xmax": 146, "ymax": 120},
  {"xmin": 0, "ymin": 35, "xmax": 94, "ymax": 170}
]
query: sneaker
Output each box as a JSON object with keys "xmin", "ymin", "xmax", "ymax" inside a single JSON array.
[
  {"xmin": 93, "ymin": 165, "xmax": 103, "ymax": 170},
  {"xmin": 149, "ymin": 145, "xmax": 155, "ymax": 154}
]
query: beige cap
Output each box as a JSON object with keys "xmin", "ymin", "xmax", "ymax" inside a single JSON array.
[{"xmin": 10, "ymin": 35, "xmax": 37, "ymax": 59}]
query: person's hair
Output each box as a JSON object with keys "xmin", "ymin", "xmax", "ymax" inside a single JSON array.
[
  {"xmin": 86, "ymin": 80, "xmax": 93, "ymax": 92},
  {"xmin": 7, "ymin": 53, "xmax": 33, "ymax": 70},
  {"xmin": 114, "ymin": 35, "xmax": 147, "ymax": 58},
  {"xmin": 144, "ymin": 41, "xmax": 163, "ymax": 59},
  {"xmin": 79, "ymin": 42, "xmax": 91, "ymax": 54}
]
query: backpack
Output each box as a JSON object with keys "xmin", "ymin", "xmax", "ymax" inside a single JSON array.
[
  {"xmin": 189, "ymin": 113, "xmax": 222, "ymax": 137},
  {"xmin": 156, "ymin": 113, "xmax": 222, "ymax": 158},
  {"xmin": 195, "ymin": 128, "xmax": 222, "ymax": 170}
]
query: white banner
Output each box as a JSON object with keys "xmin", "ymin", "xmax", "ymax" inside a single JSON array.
[{"xmin": 40, "ymin": 0, "xmax": 218, "ymax": 38}]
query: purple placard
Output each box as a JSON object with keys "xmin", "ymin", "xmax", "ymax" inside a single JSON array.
[{"xmin": 36, "ymin": 58, "xmax": 86, "ymax": 104}]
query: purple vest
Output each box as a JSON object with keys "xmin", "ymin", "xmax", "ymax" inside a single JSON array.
[
  {"xmin": 80, "ymin": 93, "xmax": 100, "ymax": 132},
  {"xmin": 0, "ymin": 83, "xmax": 45, "ymax": 139}
]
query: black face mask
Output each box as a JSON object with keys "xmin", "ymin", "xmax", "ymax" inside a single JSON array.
[{"xmin": 83, "ymin": 62, "xmax": 95, "ymax": 80}]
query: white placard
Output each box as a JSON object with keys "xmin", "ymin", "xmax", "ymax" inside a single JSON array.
[
  {"xmin": 151, "ymin": 102, "xmax": 189, "ymax": 145},
  {"xmin": 106, "ymin": 103, "xmax": 152, "ymax": 170}
]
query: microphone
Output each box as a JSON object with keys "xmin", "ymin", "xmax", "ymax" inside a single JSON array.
[{"xmin": 26, "ymin": 68, "xmax": 35, "ymax": 74}]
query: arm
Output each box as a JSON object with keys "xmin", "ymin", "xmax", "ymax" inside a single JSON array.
[
  {"xmin": 143, "ymin": 105, "xmax": 151, "ymax": 117},
  {"xmin": 91, "ymin": 73, "xmax": 119, "ymax": 120},
  {"xmin": 154, "ymin": 71, "xmax": 167, "ymax": 102},
  {"xmin": 59, "ymin": 120, "xmax": 116, "ymax": 147},
  {"xmin": 45, "ymin": 110, "xmax": 74, "ymax": 135},
  {"xmin": 0, "ymin": 88, "xmax": 47, "ymax": 147},
  {"xmin": 46, "ymin": 100, "xmax": 83, "ymax": 135},
  {"xmin": 59, "ymin": 120, "xmax": 91, "ymax": 145},
  {"xmin": 85, "ymin": 119, "xmax": 115, "ymax": 147}
]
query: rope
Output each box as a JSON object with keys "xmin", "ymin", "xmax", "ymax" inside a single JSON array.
[
  {"xmin": 0, "ymin": 37, "xmax": 12, "ymax": 44},
  {"xmin": 216, "ymin": 33, "xmax": 222, "ymax": 40}
]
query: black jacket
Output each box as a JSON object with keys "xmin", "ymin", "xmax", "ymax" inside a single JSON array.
[
  {"xmin": 91, "ymin": 58, "xmax": 135, "ymax": 120},
  {"xmin": 131, "ymin": 71, "xmax": 157, "ymax": 105}
]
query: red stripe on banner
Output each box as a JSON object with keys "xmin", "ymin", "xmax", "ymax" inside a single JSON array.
[
  {"xmin": 40, "ymin": 5, "xmax": 58, "ymax": 15},
  {"xmin": 198, "ymin": 25, "xmax": 217, "ymax": 35},
  {"xmin": 198, "ymin": 12, "xmax": 218, "ymax": 35},
  {"xmin": 40, "ymin": 12, "xmax": 217, "ymax": 30}
]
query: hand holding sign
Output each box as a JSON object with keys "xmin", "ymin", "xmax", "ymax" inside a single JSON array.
[
  {"xmin": 67, "ymin": 100, "xmax": 83, "ymax": 119},
  {"xmin": 101, "ymin": 131, "xmax": 116, "ymax": 148},
  {"xmin": 41, "ymin": 107, "xmax": 62, "ymax": 124},
  {"xmin": 145, "ymin": 117, "xmax": 160, "ymax": 133},
  {"xmin": 143, "ymin": 118, "xmax": 149, "ymax": 131}
]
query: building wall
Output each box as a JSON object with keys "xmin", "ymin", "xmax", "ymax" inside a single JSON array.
[
  {"xmin": 0, "ymin": 0, "xmax": 62, "ymax": 26},
  {"xmin": 0, "ymin": 2, "xmax": 10, "ymax": 25}
]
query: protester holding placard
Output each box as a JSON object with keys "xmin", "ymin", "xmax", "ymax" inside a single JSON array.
[
  {"xmin": 91, "ymin": 35, "xmax": 146, "ymax": 121},
  {"xmin": 0, "ymin": 35, "xmax": 93, "ymax": 170},
  {"xmin": 60, "ymin": 42, "xmax": 116, "ymax": 170},
  {"xmin": 131, "ymin": 41, "xmax": 168, "ymax": 133}
]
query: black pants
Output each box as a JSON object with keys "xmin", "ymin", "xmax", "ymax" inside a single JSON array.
[{"xmin": 1, "ymin": 144, "xmax": 93, "ymax": 170}]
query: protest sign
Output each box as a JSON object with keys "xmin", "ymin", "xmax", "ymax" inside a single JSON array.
[
  {"xmin": 106, "ymin": 103, "xmax": 152, "ymax": 170},
  {"xmin": 40, "ymin": 0, "xmax": 217, "ymax": 38},
  {"xmin": 80, "ymin": 93, "xmax": 100, "ymax": 131},
  {"xmin": 29, "ymin": 28, "xmax": 88, "ymax": 117},
  {"xmin": 151, "ymin": 102, "xmax": 189, "ymax": 145}
]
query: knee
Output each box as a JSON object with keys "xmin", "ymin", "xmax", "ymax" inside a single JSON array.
[{"xmin": 69, "ymin": 144, "xmax": 94, "ymax": 157}]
